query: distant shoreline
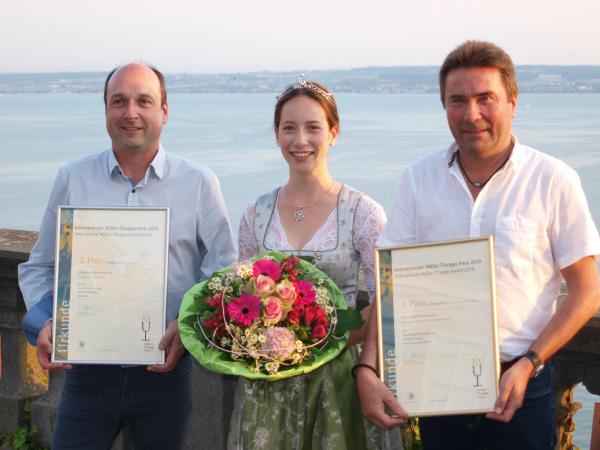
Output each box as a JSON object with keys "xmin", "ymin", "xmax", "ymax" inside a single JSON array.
[{"xmin": 1, "ymin": 65, "xmax": 600, "ymax": 94}]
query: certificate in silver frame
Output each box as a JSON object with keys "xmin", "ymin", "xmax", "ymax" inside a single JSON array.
[
  {"xmin": 52, "ymin": 206, "xmax": 169, "ymax": 365},
  {"xmin": 375, "ymin": 236, "xmax": 500, "ymax": 416}
]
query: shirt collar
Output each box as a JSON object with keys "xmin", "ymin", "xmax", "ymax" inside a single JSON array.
[
  {"xmin": 150, "ymin": 145, "xmax": 166, "ymax": 179},
  {"xmin": 444, "ymin": 134, "xmax": 522, "ymax": 174},
  {"xmin": 107, "ymin": 144, "xmax": 166, "ymax": 180},
  {"xmin": 507, "ymin": 135, "xmax": 524, "ymax": 171}
]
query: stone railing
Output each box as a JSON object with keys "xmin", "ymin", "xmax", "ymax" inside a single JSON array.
[{"xmin": 0, "ymin": 228, "xmax": 598, "ymax": 449}]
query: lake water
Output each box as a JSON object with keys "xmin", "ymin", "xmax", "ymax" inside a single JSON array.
[{"xmin": 1, "ymin": 92, "xmax": 599, "ymax": 447}]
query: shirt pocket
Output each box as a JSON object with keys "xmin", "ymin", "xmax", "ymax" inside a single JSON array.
[{"xmin": 494, "ymin": 216, "xmax": 539, "ymax": 273}]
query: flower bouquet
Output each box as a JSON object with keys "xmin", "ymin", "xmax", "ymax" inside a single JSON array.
[{"xmin": 178, "ymin": 251, "xmax": 364, "ymax": 380}]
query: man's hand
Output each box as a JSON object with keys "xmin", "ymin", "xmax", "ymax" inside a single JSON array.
[
  {"xmin": 486, "ymin": 358, "xmax": 532, "ymax": 423},
  {"xmin": 36, "ymin": 321, "xmax": 72, "ymax": 370},
  {"xmin": 356, "ymin": 367, "xmax": 407, "ymax": 429},
  {"xmin": 147, "ymin": 319, "xmax": 185, "ymax": 373}
]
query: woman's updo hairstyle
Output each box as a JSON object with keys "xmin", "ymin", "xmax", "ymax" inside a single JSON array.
[{"xmin": 274, "ymin": 75, "xmax": 339, "ymax": 132}]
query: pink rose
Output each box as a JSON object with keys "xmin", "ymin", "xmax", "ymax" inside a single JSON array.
[
  {"xmin": 255, "ymin": 275, "xmax": 276, "ymax": 296},
  {"xmin": 262, "ymin": 296, "xmax": 284, "ymax": 325},
  {"xmin": 275, "ymin": 279, "xmax": 297, "ymax": 305}
]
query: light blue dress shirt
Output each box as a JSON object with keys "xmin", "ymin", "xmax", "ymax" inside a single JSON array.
[{"xmin": 19, "ymin": 145, "xmax": 237, "ymax": 344}]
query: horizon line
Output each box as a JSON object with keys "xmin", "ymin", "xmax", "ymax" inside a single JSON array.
[{"xmin": 2, "ymin": 63, "xmax": 600, "ymax": 76}]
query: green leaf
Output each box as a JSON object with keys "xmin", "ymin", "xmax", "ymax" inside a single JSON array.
[
  {"xmin": 13, "ymin": 428, "xmax": 27, "ymax": 447},
  {"xmin": 335, "ymin": 309, "xmax": 364, "ymax": 333},
  {"xmin": 297, "ymin": 255, "xmax": 316, "ymax": 265}
]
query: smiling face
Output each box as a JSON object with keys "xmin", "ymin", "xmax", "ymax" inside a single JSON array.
[
  {"xmin": 105, "ymin": 64, "xmax": 168, "ymax": 156},
  {"xmin": 275, "ymin": 95, "xmax": 338, "ymax": 176},
  {"xmin": 444, "ymin": 67, "xmax": 516, "ymax": 159}
]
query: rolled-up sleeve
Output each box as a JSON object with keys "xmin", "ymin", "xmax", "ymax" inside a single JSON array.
[{"xmin": 549, "ymin": 167, "xmax": 600, "ymax": 270}]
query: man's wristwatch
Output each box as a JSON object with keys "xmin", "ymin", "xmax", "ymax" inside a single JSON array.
[{"xmin": 523, "ymin": 350, "xmax": 545, "ymax": 379}]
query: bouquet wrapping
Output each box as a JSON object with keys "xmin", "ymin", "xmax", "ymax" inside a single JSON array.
[{"xmin": 178, "ymin": 251, "xmax": 363, "ymax": 380}]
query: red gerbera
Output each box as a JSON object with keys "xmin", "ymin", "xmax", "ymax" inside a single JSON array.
[
  {"xmin": 293, "ymin": 280, "xmax": 316, "ymax": 307},
  {"xmin": 226, "ymin": 294, "xmax": 261, "ymax": 327},
  {"xmin": 252, "ymin": 259, "xmax": 282, "ymax": 281}
]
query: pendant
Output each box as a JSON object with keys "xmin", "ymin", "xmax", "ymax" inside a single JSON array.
[
  {"xmin": 473, "ymin": 182, "xmax": 482, "ymax": 188},
  {"xmin": 293, "ymin": 208, "xmax": 305, "ymax": 221}
]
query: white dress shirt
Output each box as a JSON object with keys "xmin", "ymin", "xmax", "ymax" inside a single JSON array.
[{"xmin": 380, "ymin": 136, "xmax": 600, "ymax": 360}]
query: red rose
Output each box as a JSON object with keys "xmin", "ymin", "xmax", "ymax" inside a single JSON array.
[
  {"xmin": 281, "ymin": 257, "xmax": 300, "ymax": 273},
  {"xmin": 311, "ymin": 324, "xmax": 327, "ymax": 340},
  {"xmin": 205, "ymin": 293, "xmax": 223, "ymax": 309},
  {"xmin": 314, "ymin": 307, "xmax": 327, "ymax": 324},
  {"xmin": 286, "ymin": 305, "xmax": 303, "ymax": 325},
  {"xmin": 303, "ymin": 305, "xmax": 315, "ymax": 326},
  {"xmin": 204, "ymin": 312, "xmax": 226, "ymax": 336}
]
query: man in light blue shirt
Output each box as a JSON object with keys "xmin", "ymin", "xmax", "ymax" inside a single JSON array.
[{"xmin": 19, "ymin": 63, "xmax": 236, "ymax": 449}]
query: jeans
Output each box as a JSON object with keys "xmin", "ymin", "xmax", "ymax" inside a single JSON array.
[
  {"xmin": 53, "ymin": 354, "xmax": 192, "ymax": 450},
  {"xmin": 419, "ymin": 362, "xmax": 555, "ymax": 450}
]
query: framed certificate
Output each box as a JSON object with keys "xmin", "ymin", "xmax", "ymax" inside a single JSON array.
[
  {"xmin": 52, "ymin": 207, "xmax": 170, "ymax": 365},
  {"xmin": 375, "ymin": 236, "xmax": 500, "ymax": 416}
]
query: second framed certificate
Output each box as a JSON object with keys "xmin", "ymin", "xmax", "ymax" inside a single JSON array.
[{"xmin": 375, "ymin": 236, "xmax": 500, "ymax": 416}]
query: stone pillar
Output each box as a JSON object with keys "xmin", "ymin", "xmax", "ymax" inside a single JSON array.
[
  {"xmin": 553, "ymin": 385, "xmax": 582, "ymax": 450},
  {"xmin": 30, "ymin": 370, "xmax": 61, "ymax": 447},
  {"xmin": 0, "ymin": 229, "xmax": 47, "ymax": 433}
]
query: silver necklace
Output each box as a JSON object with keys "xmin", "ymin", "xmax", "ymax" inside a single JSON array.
[{"xmin": 283, "ymin": 182, "xmax": 335, "ymax": 222}]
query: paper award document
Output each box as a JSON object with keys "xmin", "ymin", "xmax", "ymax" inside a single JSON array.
[
  {"xmin": 375, "ymin": 236, "xmax": 500, "ymax": 416},
  {"xmin": 52, "ymin": 207, "xmax": 169, "ymax": 364}
]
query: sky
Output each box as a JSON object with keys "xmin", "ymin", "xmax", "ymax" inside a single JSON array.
[{"xmin": 1, "ymin": 0, "xmax": 599, "ymax": 73}]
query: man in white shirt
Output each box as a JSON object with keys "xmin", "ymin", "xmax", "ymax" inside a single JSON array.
[
  {"xmin": 355, "ymin": 41, "xmax": 600, "ymax": 449},
  {"xmin": 19, "ymin": 63, "xmax": 236, "ymax": 449}
]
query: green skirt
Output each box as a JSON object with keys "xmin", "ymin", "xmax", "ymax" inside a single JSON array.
[{"xmin": 227, "ymin": 347, "xmax": 384, "ymax": 450}]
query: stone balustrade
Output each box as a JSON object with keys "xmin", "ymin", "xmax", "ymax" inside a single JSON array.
[{"xmin": 0, "ymin": 228, "xmax": 598, "ymax": 449}]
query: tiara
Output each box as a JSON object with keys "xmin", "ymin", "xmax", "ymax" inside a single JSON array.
[{"xmin": 276, "ymin": 74, "xmax": 333, "ymax": 103}]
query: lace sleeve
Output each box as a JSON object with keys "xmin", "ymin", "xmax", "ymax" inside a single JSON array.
[
  {"xmin": 238, "ymin": 203, "xmax": 259, "ymax": 261},
  {"xmin": 353, "ymin": 195, "xmax": 387, "ymax": 303}
]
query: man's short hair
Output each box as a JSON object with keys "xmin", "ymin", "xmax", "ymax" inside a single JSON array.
[
  {"xmin": 103, "ymin": 64, "xmax": 167, "ymax": 107},
  {"xmin": 439, "ymin": 40, "xmax": 518, "ymax": 105}
]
